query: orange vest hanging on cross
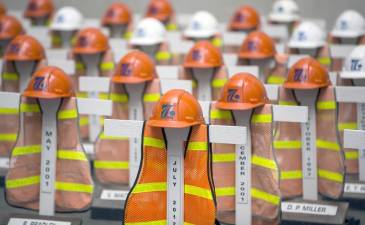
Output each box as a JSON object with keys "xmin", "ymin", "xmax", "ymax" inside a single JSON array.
[
  {"xmin": 5, "ymin": 96, "xmax": 93, "ymax": 211},
  {"xmin": 274, "ymin": 86, "xmax": 345, "ymax": 199},
  {"xmin": 123, "ymin": 122, "xmax": 216, "ymax": 225},
  {"xmin": 94, "ymin": 79, "xmax": 161, "ymax": 185},
  {"xmin": 210, "ymin": 102, "xmax": 281, "ymax": 224}
]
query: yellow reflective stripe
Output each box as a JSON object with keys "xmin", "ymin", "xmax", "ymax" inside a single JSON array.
[
  {"xmin": 143, "ymin": 93, "xmax": 161, "ymax": 102},
  {"xmin": 98, "ymin": 93, "xmax": 108, "ymax": 100},
  {"xmin": 100, "ymin": 117, "xmax": 104, "ymax": 125},
  {"xmin": 187, "ymin": 142, "xmax": 208, "ymax": 151},
  {"xmin": 213, "ymin": 153, "xmax": 235, "ymax": 163},
  {"xmin": 192, "ymin": 80, "xmax": 197, "ymax": 88},
  {"xmin": 279, "ymin": 101, "xmax": 296, "ymax": 106},
  {"xmin": 12, "ymin": 145, "xmax": 41, "ymax": 156},
  {"xmin": 267, "ymin": 75, "xmax": 286, "ymax": 84},
  {"xmin": 110, "ymin": 93, "xmax": 128, "ymax": 103},
  {"xmin": 281, "ymin": 170, "xmax": 303, "ymax": 180},
  {"xmin": 55, "ymin": 181, "xmax": 93, "ymax": 193},
  {"xmin": 77, "ymin": 92, "xmax": 88, "ymax": 98},
  {"xmin": 0, "ymin": 133, "xmax": 17, "ymax": 141},
  {"xmin": 75, "ymin": 62, "xmax": 85, "ymax": 70},
  {"xmin": 133, "ymin": 182, "xmax": 166, "ymax": 193},
  {"xmin": 316, "ymin": 139, "xmax": 340, "ymax": 151},
  {"xmin": 251, "ymin": 188, "xmax": 280, "ymax": 205},
  {"xmin": 215, "ymin": 187, "xmax": 235, "ymax": 196},
  {"xmin": 123, "ymin": 31, "xmax": 132, "ymax": 40},
  {"xmin": 338, "ymin": 122, "xmax": 357, "ymax": 131},
  {"xmin": 20, "ymin": 103, "xmax": 40, "ymax": 113},
  {"xmin": 144, "ymin": 137, "xmax": 165, "ymax": 149},
  {"xmin": 210, "ymin": 109, "xmax": 232, "ymax": 120},
  {"xmin": 212, "ymin": 37, "xmax": 222, "ymax": 47},
  {"xmin": 252, "ymin": 155, "xmax": 277, "ymax": 170},
  {"xmin": 125, "ymin": 220, "xmax": 166, "ymax": 225},
  {"xmin": 51, "ymin": 35, "xmax": 62, "ymax": 45},
  {"xmin": 185, "ymin": 184, "xmax": 212, "ymax": 200},
  {"xmin": 57, "ymin": 150, "xmax": 87, "ymax": 161},
  {"xmin": 100, "ymin": 61, "xmax": 115, "ymax": 71},
  {"xmin": 211, "ymin": 78, "xmax": 227, "ymax": 88},
  {"xmin": 0, "ymin": 107, "xmax": 18, "ymax": 114},
  {"xmin": 99, "ymin": 132, "xmax": 128, "ymax": 140},
  {"xmin": 2, "ymin": 72, "xmax": 19, "ymax": 81},
  {"xmin": 79, "ymin": 117, "xmax": 89, "ymax": 126},
  {"xmin": 57, "ymin": 109, "xmax": 77, "ymax": 120},
  {"xmin": 166, "ymin": 23, "xmax": 178, "ymax": 31},
  {"xmin": 345, "ymin": 151, "xmax": 359, "ymax": 160},
  {"xmin": 251, "ymin": 114, "xmax": 272, "ymax": 123},
  {"xmin": 94, "ymin": 160, "xmax": 129, "ymax": 169},
  {"xmin": 318, "ymin": 57, "xmax": 331, "ymax": 65},
  {"xmin": 318, "ymin": 169, "xmax": 343, "ymax": 183},
  {"xmin": 155, "ymin": 51, "xmax": 172, "ymax": 61},
  {"xmin": 316, "ymin": 101, "xmax": 336, "ymax": 110},
  {"xmin": 6, "ymin": 175, "xmax": 40, "ymax": 189},
  {"xmin": 273, "ymin": 140, "xmax": 302, "ymax": 149}
]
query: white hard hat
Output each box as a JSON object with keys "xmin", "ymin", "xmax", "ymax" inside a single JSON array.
[
  {"xmin": 288, "ymin": 21, "xmax": 325, "ymax": 49},
  {"xmin": 269, "ymin": 0, "xmax": 299, "ymax": 23},
  {"xmin": 130, "ymin": 18, "xmax": 166, "ymax": 45},
  {"xmin": 184, "ymin": 11, "xmax": 218, "ymax": 39},
  {"xmin": 50, "ymin": 6, "xmax": 83, "ymax": 31},
  {"xmin": 331, "ymin": 10, "xmax": 365, "ymax": 38},
  {"xmin": 344, "ymin": 45, "xmax": 365, "ymax": 72}
]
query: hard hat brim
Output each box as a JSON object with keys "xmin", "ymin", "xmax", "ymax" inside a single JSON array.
[
  {"xmin": 4, "ymin": 54, "xmax": 43, "ymax": 61},
  {"xmin": 24, "ymin": 10, "xmax": 50, "ymax": 18},
  {"xmin": 184, "ymin": 29, "xmax": 216, "ymax": 39},
  {"xmin": 269, "ymin": 13, "xmax": 299, "ymax": 23},
  {"xmin": 238, "ymin": 52, "xmax": 275, "ymax": 59},
  {"xmin": 130, "ymin": 37, "xmax": 164, "ymax": 46},
  {"xmin": 148, "ymin": 119, "xmax": 201, "ymax": 128},
  {"xmin": 22, "ymin": 90, "xmax": 72, "ymax": 99},
  {"xmin": 72, "ymin": 47, "xmax": 107, "ymax": 55},
  {"xmin": 215, "ymin": 101, "xmax": 266, "ymax": 111},
  {"xmin": 283, "ymin": 81, "xmax": 329, "ymax": 90},
  {"xmin": 50, "ymin": 23, "xmax": 81, "ymax": 31},
  {"xmin": 111, "ymin": 76, "xmax": 154, "ymax": 84},
  {"xmin": 288, "ymin": 41, "xmax": 325, "ymax": 49},
  {"xmin": 331, "ymin": 30, "xmax": 365, "ymax": 38},
  {"xmin": 183, "ymin": 62, "xmax": 221, "ymax": 68}
]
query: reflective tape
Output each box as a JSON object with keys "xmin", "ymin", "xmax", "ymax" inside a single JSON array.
[
  {"xmin": 210, "ymin": 109, "xmax": 232, "ymax": 120},
  {"xmin": 57, "ymin": 150, "xmax": 87, "ymax": 161},
  {"xmin": 192, "ymin": 80, "xmax": 197, "ymax": 88},
  {"xmin": 55, "ymin": 181, "xmax": 93, "ymax": 193},
  {"xmin": 79, "ymin": 117, "xmax": 89, "ymax": 126},
  {"xmin": 251, "ymin": 188, "xmax": 280, "ymax": 205},
  {"xmin": 0, "ymin": 107, "xmax": 18, "ymax": 114},
  {"xmin": 57, "ymin": 109, "xmax": 78, "ymax": 120},
  {"xmin": 213, "ymin": 153, "xmax": 235, "ymax": 163},
  {"xmin": 187, "ymin": 142, "xmax": 208, "ymax": 151},
  {"xmin": 267, "ymin": 75, "xmax": 286, "ymax": 84},
  {"xmin": 110, "ymin": 93, "xmax": 129, "ymax": 103},
  {"xmin": 51, "ymin": 35, "xmax": 62, "ymax": 45},
  {"xmin": 144, "ymin": 137, "xmax": 165, "ymax": 149},
  {"xmin": 94, "ymin": 160, "xmax": 129, "ymax": 169},
  {"xmin": 280, "ymin": 170, "xmax": 303, "ymax": 180},
  {"xmin": 143, "ymin": 93, "xmax": 161, "ymax": 102},
  {"xmin": 211, "ymin": 78, "xmax": 227, "ymax": 88},
  {"xmin": 251, "ymin": 114, "xmax": 272, "ymax": 123},
  {"xmin": 100, "ymin": 61, "xmax": 115, "ymax": 71},
  {"xmin": 99, "ymin": 132, "xmax": 128, "ymax": 140},
  {"xmin": 318, "ymin": 169, "xmax": 343, "ymax": 183},
  {"xmin": 6, "ymin": 175, "xmax": 40, "ymax": 189},
  {"xmin": 2, "ymin": 72, "xmax": 19, "ymax": 81},
  {"xmin": 279, "ymin": 101, "xmax": 296, "ymax": 106},
  {"xmin": 20, "ymin": 103, "xmax": 41, "ymax": 113},
  {"xmin": 252, "ymin": 155, "xmax": 278, "ymax": 170},
  {"xmin": 77, "ymin": 92, "xmax": 88, "ymax": 98},
  {"xmin": 345, "ymin": 151, "xmax": 358, "ymax": 160},
  {"xmin": 133, "ymin": 182, "xmax": 166, "ymax": 194},
  {"xmin": 215, "ymin": 187, "xmax": 235, "ymax": 196},
  {"xmin": 316, "ymin": 139, "xmax": 340, "ymax": 151},
  {"xmin": 12, "ymin": 145, "xmax": 41, "ymax": 156},
  {"xmin": 185, "ymin": 184, "xmax": 213, "ymax": 200},
  {"xmin": 166, "ymin": 23, "xmax": 178, "ymax": 31},
  {"xmin": 75, "ymin": 62, "xmax": 85, "ymax": 70},
  {"xmin": 155, "ymin": 51, "xmax": 172, "ymax": 61},
  {"xmin": 273, "ymin": 140, "xmax": 302, "ymax": 149},
  {"xmin": 338, "ymin": 122, "xmax": 357, "ymax": 131},
  {"xmin": 212, "ymin": 37, "xmax": 222, "ymax": 47},
  {"xmin": 316, "ymin": 101, "xmax": 336, "ymax": 110},
  {"xmin": 318, "ymin": 57, "xmax": 331, "ymax": 65},
  {"xmin": 98, "ymin": 93, "xmax": 108, "ymax": 100},
  {"xmin": 125, "ymin": 220, "xmax": 166, "ymax": 225},
  {"xmin": 123, "ymin": 31, "xmax": 132, "ymax": 40},
  {"xmin": 0, "ymin": 133, "xmax": 17, "ymax": 141}
]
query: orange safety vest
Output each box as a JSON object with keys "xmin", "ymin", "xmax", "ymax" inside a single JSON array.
[
  {"xmin": 274, "ymin": 86, "xmax": 345, "ymax": 199},
  {"xmin": 129, "ymin": 42, "xmax": 172, "ymax": 65},
  {"xmin": 5, "ymin": 96, "xmax": 93, "ymax": 211},
  {"xmin": 178, "ymin": 65, "xmax": 228, "ymax": 101},
  {"xmin": 123, "ymin": 122, "xmax": 216, "ymax": 225},
  {"xmin": 210, "ymin": 103, "xmax": 280, "ymax": 224},
  {"xmin": 94, "ymin": 79, "xmax": 161, "ymax": 185}
]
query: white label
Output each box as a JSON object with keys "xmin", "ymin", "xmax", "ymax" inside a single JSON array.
[
  {"xmin": 344, "ymin": 183, "xmax": 365, "ymax": 194},
  {"xmin": 41, "ymin": 129, "xmax": 55, "ymax": 193},
  {"xmin": 0, "ymin": 157, "xmax": 9, "ymax": 169},
  {"xmin": 168, "ymin": 155, "xmax": 182, "ymax": 224},
  {"xmin": 237, "ymin": 144, "xmax": 249, "ymax": 204},
  {"xmin": 100, "ymin": 190, "xmax": 129, "ymax": 200},
  {"xmin": 8, "ymin": 218, "xmax": 71, "ymax": 225},
  {"xmin": 303, "ymin": 114, "xmax": 315, "ymax": 179},
  {"xmin": 281, "ymin": 202, "xmax": 338, "ymax": 216},
  {"xmin": 359, "ymin": 103, "xmax": 365, "ymax": 130}
]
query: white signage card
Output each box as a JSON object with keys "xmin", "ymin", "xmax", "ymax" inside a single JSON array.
[
  {"xmin": 227, "ymin": 66, "xmax": 259, "ymax": 78},
  {"xmin": 156, "ymin": 66, "xmax": 179, "ymax": 79},
  {"xmin": 335, "ymin": 87, "xmax": 365, "ymax": 103},
  {"xmin": 76, "ymin": 98, "xmax": 112, "ymax": 116},
  {"xmin": 273, "ymin": 105, "xmax": 308, "ymax": 123},
  {"xmin": 166, "ymin": 32, "xmax": 181, "ymax": 42},
  {"xmin": 223, "ymin": 32, "xmax": 246, "ymax": 46},
  {"xmin": 46, "ymin": 49, "xmax": 68, "ymax": 61},
  {"xmin": 262, "ymin": 24, "xmax": 288, "ymax": 40},
  {"xmin": 275, "ymin": 43, "xmax": 285, "ymax": 54},
  {"xmin": 100, "ymin": 189, "xmax": 129, "ymax": 201},
  {"xmin": 47, "ymin": 59, "xmax": 75, "ymax": 75},
  {"xmin": 83, "ymin": 18, "xmax": 100, "ymax": 28},
  {"xmin": 344, "ymin": 183, "xmax": 365, "ymax": 194},
  {"xmin": 0, "ymin": 92, "xmax": 20, "ymax": 109},
  {"xmin": 160, "ymin": 80, "xmax": 192, "ymax": 94},
  {"xmin": 104, "ymin": 119, "xmax": 144, "ymax": 138},
  {"xmin": 340, "ymin": 71, "xmax": 365, "ymax": 79},
  {"xmin": 110, "ymin": 39, "xmax": 128, "ymax": 50},
  {"xmin": 281, "ymin": 202, "xmax": 338, "ymax": 216},
  {"xmin": 0, "ymin": 157, "xmax": 9, "ymax": 169},
  {"xmin": 265, "ymin": 84, "xmax": 279, "ymax": 101},
  {"xmin": 288, "ymin": 55, "xmax": 309, "ymax": 68},
  {"xmin": 170, "ymin": 41, "xmax": 194, "ymax": 54},
  {"xmin": 8, "ymin": 218, "xmax": 71, "ymax": 225},
  {"xmin": 330, "ymin": 45, "xmax": 355, "ymax": 59},
  {"xmin": 223, "ymin": 54, "xmax": 238, "ymax": 66},
  {"xmin": 79, "ymin": 77, "xmax": 111, "ymax": 93}
]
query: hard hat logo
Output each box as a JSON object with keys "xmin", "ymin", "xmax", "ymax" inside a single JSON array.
[
  {"xmin": 298, "ymin": 31, "xmax": 307, "ymax": 41},
  {"xmin": 77, "ymin": 36, "xmax": 89, "ymax": 47},
  {"xmin": 227, "ymin": 89, "xmax": 240, "ymax": 102},
  {"xmin": 235, "ymin": 14, "xmax": 245, "ymax": 22},
  {"xmin": 192, "ymin": 21, "xmax": 201, "ymax": 30},
  {"xmin": 136, "ymin": 28, "xmax": 146, "ymax": 37},
  {"xmin": 247, "ymin": 41, "xmax": 257, "ymax": 52},
  {"xmin": 56, "ymin": 15, "xmax": 64, "ymax": 24},
  {"xmin": 33, "ymin": 77, "xmax": 47, "ymax": 90},
  {"xmin": 161, "ymin": 104, "xmax": 176, "ymax": 119},
  {"xmin": 121, "ymin": 63, "xmax": 132, "ymax": 76},
  {"xmin": 277, "ymin": 6, "xmax": 284, "ymax": 12},
  {"xmin": 28, "ymin": 2, "xmax": 38, "ymax": 11},
  {"xmin": 149, "ymin": 6, "xmax": 159, "ymax": 15},
  {"xmin": 8, "ymin": 43, "xmax": 20, "ymax": 54},
  {"xmin": 351, "ymin": 59, "xmax": 362, "ymax": 71},
  {"xmin": 107, "ymin": 9, "xmax": 115, "ymax": 18},
  {"xmin": 340, "ymin": 20, "xmax": 348, "ymax": 30},
  {"xmin": 293, "ymin": 69, "xmax": 306, "ymax": 82},
  {"xmin": 192, "ymin": 50, "xmax": 202, "ymax": 61}
]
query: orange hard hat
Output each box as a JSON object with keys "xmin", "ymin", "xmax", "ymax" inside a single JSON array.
[
  {"xmin": 112, "ymin": 50, "xmax": 157, "ymax": 84},
  {"xmin": 145, "ymin": 0, "xmax": 173, "ymax": 22},
  {"xmin": 0, "ymin": 2, "xmax": 7, "ymax": 16},
  {"xmin": 0, "ymin": 15, "xmax": 23, "ymax": 40},
  {"xmin": 102, "ymin": 2, "xmax": 131, "ymax": 26},
  {"xmin": 72, "ymin": 27, "xmax": 109, "ymax": 54},
  {"xmin": 229, "ymin": 5, "xmax": 260, "ymax": 30},
  {"xmin": 216, "ymin": 73, "xmax": 269, "ymax": 110},
  {"xmin": 238, "ymin": 31, "xmax": 276, "ymax": 59},
  {"xmin": 23, "ymin": 66, "xmax": 75, "ymax": 99},
  {"xmin": 183, "ymin": 41, "xmax": 223, "ymax": 68},
  {"xmin": 149, "ymin": 89, "xmax": 205, "ymax": 128},
  {"xmin": 24, "ymin": 0, "xmax": 54, "ymax": 18},
  {"xmin": 4, "ymin": 34, "xmax": 45, "ymax": 61},
  {"xmin": 283, "ymin": 57, "xmax": 330, "ymax": 90}
]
